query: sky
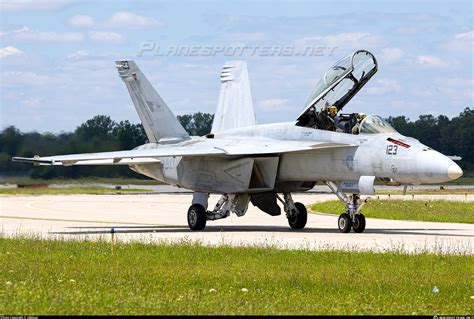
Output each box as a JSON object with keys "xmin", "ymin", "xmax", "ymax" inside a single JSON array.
[{"xmin": 1, "ymin": 0, "xmax": 473, "ymax": 133}]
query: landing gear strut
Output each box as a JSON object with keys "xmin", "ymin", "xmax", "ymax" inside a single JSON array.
[
  {"xmin": 277, "ymin": 193, "xmax": 307, "ymax": 229},
  {"xmin": 187, "ymin": 193, "xmax": 250, "ymax": 231},
  {"xmin": 326, "ymin": 182, "xmax": 367, "ymax": 233}
]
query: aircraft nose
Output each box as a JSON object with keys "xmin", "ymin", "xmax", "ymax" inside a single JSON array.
[
  {"xmin": 447, "ymin": 163, "xmax": 463, "ymax": 180},
  {"xmin": 414, "ymin": 150, "xmax": 462, "ymax": 183}
]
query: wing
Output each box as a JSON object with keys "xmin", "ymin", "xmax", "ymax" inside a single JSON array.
[{"xmin": 12, "ymin": 138, "xmax": 355, "ymax": 166}]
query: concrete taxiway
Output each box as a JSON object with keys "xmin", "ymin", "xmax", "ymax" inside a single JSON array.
[{"xmin": 1, "ymin": 193, "xmax": 472, "ymax": 254}]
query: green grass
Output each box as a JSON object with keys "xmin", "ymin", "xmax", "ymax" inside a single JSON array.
[
  {"xmin": 442, "ymin": 177, "xmax": 474, "ymax": 185},
  {"xmin": 0, "ymin": 187, "xmax": 152, "ymax": 195},
  {"xmin": 310, "ymin": 200, "xmax": 474, "ymax": 223},
  {"xmin": 0, "ymin": 238, "xmax": 472, "ymax": 315},
  {"xmin": 373, "ymin": 177, "xmax": 474, "ymax": 186},
  {"xmin": 376, "ymin": 188, "xmax": 473, "ymax": 195}
]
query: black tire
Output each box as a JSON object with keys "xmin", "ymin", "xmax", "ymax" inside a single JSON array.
[
  {"xmin": 288, "ymin": 202, "xmax": 307, "ymax": 230},
  {"xmin": 338, "ymin": 213, "xmax": 352, "ymax": 233},
  {"xmin": 352, "ymin": 214, "xmax": 366, "ymax": 233},
  {"xmin": 187, "ymin": 204, "xmax": 207, "ymax": 231}
]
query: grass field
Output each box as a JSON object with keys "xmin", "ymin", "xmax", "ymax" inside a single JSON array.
[
  {"xmin": 309, "ymin": 199, "xmax": 474, "ymax": 223},
  {"xmin": 374, "ymin": 177, "xmax": 474, "ymax": 185},
  {"xmin": 442, "ymin": 177, "xmax": 474, "ymax": 185},
  {"xmin": 0, "ymin": 187, "xmax": 152, "ymax": 195},
  {"xmin": 376, "ymin": 188, "xmax": 473, "ymax": 195},
  {"xmin": 0, "ymin": 238, "xmax": 472, "ymax": 315}
]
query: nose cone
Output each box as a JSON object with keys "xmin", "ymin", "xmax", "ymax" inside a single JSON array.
[
  {"xmin": 447, "ymin": 163, "xmax": 463, "ymax": 180},
  {"xmin": 414, "ymin": 150, "xmax": 462, "ymax": 183}
]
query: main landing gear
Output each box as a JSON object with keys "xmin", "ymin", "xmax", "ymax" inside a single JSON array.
[
  {"xmin": 187, "ymin": 204, "xmax": 207, "ymax": 231},
  {"xmin": 326, "ymin": 181, "xmax": 367, "ymax": 233},
  {"xmin": 187, "ymin": 193, "xmax": 250, "ymax": 231},
  {"xmin": 187, "ymin": 192, "xmax": 308, "ymax": 231},
  {"xmin": 277, "ymin": 193, "xmax": 307, "ymax": 229}
]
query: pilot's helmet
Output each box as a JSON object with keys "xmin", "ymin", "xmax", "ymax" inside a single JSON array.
[
  {"xmin": 358, "ymin": 113, "xmax": 366, "ymax": 121},
  {"xmin": 329, "ymin": 106, "xmax": 337, "ymax": 117}
]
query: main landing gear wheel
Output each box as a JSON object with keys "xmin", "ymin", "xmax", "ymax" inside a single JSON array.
[
  {"xmin": 288, "ymin": 202, "xmax": 307, "ymax": 229},
  {"xmin": 187, "ymin": 204, "xmax": 207, "ymax": 231},
  {"xmin": 338, "ymin": 213, "xmax": 352, "ymax": 233},
  {"xmin": 352, "ymin": 213, "xmax": 366, "ymax": 233}
]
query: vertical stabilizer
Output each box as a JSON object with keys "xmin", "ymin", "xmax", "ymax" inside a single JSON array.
[
  {"xmin": 211, "ymin": 61, "xmax": 256, "ymax": 133},
  {"xmin": 116, "ymin": 60, "xmax": 190, "ymax": 144}
]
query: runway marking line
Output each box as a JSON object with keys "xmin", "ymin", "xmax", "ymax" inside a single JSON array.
[{"xmin": 0, "ymin": 215, "xmax": 166, "ymax": 226}]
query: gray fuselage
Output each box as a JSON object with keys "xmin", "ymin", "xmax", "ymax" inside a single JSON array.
[{"xmin": 130, "ymin": 122, "xmax": 461, "ymax": 194}]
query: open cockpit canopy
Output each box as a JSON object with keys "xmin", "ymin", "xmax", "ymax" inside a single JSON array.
[{"xmin": 297, "ymin": 50, "xmax": 377, "ymax": 122}]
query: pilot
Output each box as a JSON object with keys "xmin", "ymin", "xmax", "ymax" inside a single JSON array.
[
  {"xmin": 352, "ymin": 112, "xmax": 366, "ymax": 135},
  {"xmin": 306, "ymin": 106, "xmax": 319, "ymax": 128},
  {"xmin": 329, "ymin": 105, "xmax": 344, "ymax": 132},
  {"xmin": 328, "ymin": 105, "xmax": 337, "ymax": 119},
  {"xmin": 318, "ymin": 105, "xmax": 336, "ymax": 131}
]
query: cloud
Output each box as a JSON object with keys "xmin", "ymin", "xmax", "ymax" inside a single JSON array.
[
  {"xmin": 65, "ymin": 50, "xmax": 90, "ymax": 60},
  {"xmin": 20, "ymin": 97, "xmax": 44, "ymax": 108},
  {"xmin": 294, "ymin": 33, "xmax": 385, "ymax": 51},
  {"xmin": 68, "ymin": 15, "xmax": 95, "ymax": 28},
  {"xmin": 442, "ymin": 30, "xmax": 473, "ymax": 52},
  {"xmin": 367, "ymin": 78, "xmax": 401, "ymax": 95},
  {"xmin": 416, "ymin": 55, "xmax": 447, "ymax": 67},
  {"xmin": 380, "ymin": 48, "xmax": 404, "ymax": 63},
  {"xmin": 433, "ymin": 77, "xmax": 474, "ymax": 103},
  {"xmin": 105, "ymin": 11, "xmax": 163, "ymax": 28},
  {"xmin": 225, "ymin": 32, "xmax": 267, "ymax": 43},
  {"xmin": 2, "ymin": 26, "xmax": 83, "ymax": 43},
  {"xmin": 324, "ymin": 33, "xmax": 383, "ymax": 47},
  {"xmin": 0, "ymin": 26, "xmax": 29, "ymax": 37},
  {"xmin": 89, "ymin": 31, "xmax": 124, "ymax": 44},
  {"xmin": 1, "ymin": 0, "xmax": 79, "ymax": 11},
  {"xmin": 0, "ymin": 46, "xmax": 24, "ymax": 58},
  {"xmin": 66, "ymin": 12, "xmax": 165, "ymax": 30},
  {"xmin": 390, "ymin": 100, "xmax": 421, "ymax": 111},
  {"xmin": 1, "ymin": 71, "xmax": 57, "ymax": 87},
  {"xmin": 258, "ymin": 98, "xmax": 289, "ymax": 109}
]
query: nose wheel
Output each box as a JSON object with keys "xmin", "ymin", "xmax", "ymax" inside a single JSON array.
[
  {"xmin": 325, "ymin": 182, "xmax": 368, "ymax": 233},
  {"xmin": 338, "ymin": 213, "xmax": 352, "ymax": 233},
  {"xmin": 338, "ymin": 212, "xmax": 366, "ymax": 233},
  {"xmin": 352, "ymin": 213, "xmax": 366, "ymax": 233}
]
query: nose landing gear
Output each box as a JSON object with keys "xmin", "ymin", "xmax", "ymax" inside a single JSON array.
[
  {"xmin": 352, "ymin": 213, "xmax": 366, "ymax": 233},
  {"xmin": 326, "ymin": 181, "xmax": 368, "ymax": 233}
]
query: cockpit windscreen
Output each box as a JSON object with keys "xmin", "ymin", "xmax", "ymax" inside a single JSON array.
[{"xmin": 359, "ymin": 115, "xmax": 398, "ymax": 134}]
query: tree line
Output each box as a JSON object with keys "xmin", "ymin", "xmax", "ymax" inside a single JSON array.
[
  {"xmin": 0, "ymin": 112, "xmax": 213, "ymax": 179},
  {"xmin": 386, "ymin": 108, "xmax": 473, "ymax": 175},
  {"xmin": 0, "ymin": 108, "xmax": 472, "ymax": 179}
]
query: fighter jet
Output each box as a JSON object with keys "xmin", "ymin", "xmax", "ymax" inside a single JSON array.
[{"xmin": 13, "ymin": 50, "xmax": 463, "ymax": 233}]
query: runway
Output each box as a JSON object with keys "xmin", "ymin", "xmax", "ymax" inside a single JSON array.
[{"xmin": 1, "ymin": 193, "xmax": 472, "ymax": 254}]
